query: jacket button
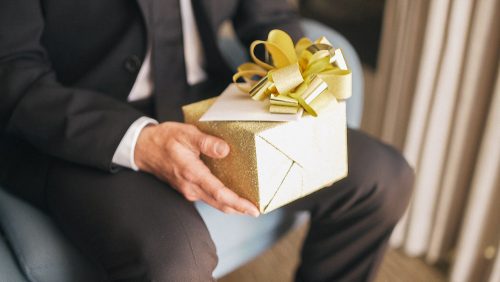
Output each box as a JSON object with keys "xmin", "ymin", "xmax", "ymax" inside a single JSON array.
[{"xmin": 124, "ymin": 55, "xmax": 141, "ymax": 73}]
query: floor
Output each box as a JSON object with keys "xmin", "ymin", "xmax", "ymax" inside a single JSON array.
[{"xmin": 219, "ymin": 223, "xmax": 447, "ymax": 282}]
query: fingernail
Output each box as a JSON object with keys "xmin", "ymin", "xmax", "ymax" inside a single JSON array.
[
  {"xmin": 245, "ymin": 209, "xmax": 260, "ymax": 218},
  {"xmin": 215, "ymin": 143, "xmax": 229, "ymax": 156}
]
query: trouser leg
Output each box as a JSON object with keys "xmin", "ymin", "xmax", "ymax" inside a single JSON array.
[
  {"xmin": 45, "ymin": 158, "xmax": 218, "ymax": 282},
  {"xmin": 286, "ymin": 129, "xmax": 414, "ymax": 282}
]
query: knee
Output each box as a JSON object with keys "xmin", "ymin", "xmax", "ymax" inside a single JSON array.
[
  {"xmin": 141, "ymin": 236, "xmax": 217, "ymax": 281},
  {"xmin": 138, "ymin": 212, "xmax": 218, "ymax": 281},
  {"xmin": 369, "ymin": 143, "xmax": 414, "ymax": 225},
  {"xmin": 347, "ymin": 131, "xmax": 414, "ymax": 225},
  {"xmin": 45, "ymin": 164, "xmax": 218, "ymax": 281},
  {"xmin": 102, "ymin": 176, "xmax": 218, "ymax": 281},
  {"xmin": 104, "ymin": 212, "xmax": 217, "ymax": 281}
]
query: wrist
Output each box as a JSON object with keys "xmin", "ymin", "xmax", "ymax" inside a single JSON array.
[
  {"xmin": 134, "ymin": 124, "xmax": 157, "ymax": 172},
  {"xmin": 111, "ymin": 116, "xmax": 158, "ymax": 170}
]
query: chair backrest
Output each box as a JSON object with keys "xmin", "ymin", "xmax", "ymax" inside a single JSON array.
[
  {"xmin": 301, "ymin": 19, "xmax": 364, "ymax": 128},
  {"xmin": 218, "ymin": 18, "xmax": 365, "ymax": 128}
]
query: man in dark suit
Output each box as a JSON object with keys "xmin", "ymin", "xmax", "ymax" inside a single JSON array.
[{"xmin": 0, "ymin": 0, "xmax": 414, "ymax": 281}]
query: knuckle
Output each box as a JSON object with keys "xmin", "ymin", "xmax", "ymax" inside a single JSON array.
[
  {"xmin": 171, "ymin": 166, "xmax": 184, "ymax": 181},
  {"xmin": 177, "ymin": 182, "xmax": 190, "ymax": 193},
  {"xmin": 213, "ymin": 189, "xmax": 225, "ymax": 203},
  {"xmin": 183, "ymin": 189, "xmax": 198, "ymax": 202},
  {"xmin": 184, "ymin": 124, "xmax": 199, "ymax": 134},
  {"xmin": 180, "ymin": 167, "xmax": 197, "ymax": 182},
  {"xmin": 163, "ymin": 138, "xmax": 179, "ymax": 153},
  {"xmin": 198, "ymin": 136, "xmax": 211, "ymax": 152}
]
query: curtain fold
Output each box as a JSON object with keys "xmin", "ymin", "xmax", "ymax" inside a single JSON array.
[
  {"xmin": 450, "ymin": 62, "xmax": 500, "ymax": 282},
  {"xmin": 362, "ymin": 0, "xmax": 500, "ymax": 280},
  {"xmin": 490, "ymin": 240, "xmax": 500, "ymax": 282},
  {"xmin": 427, "ymin": 0, "xmax": 500, "ymax": 264}
]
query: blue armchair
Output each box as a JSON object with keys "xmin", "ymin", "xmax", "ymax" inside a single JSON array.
[{"xmin": 0, "ymin": 19, "xmax": 364, "ymax": 281}]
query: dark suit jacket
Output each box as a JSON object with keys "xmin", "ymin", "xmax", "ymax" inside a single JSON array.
[{"xmin": 0, "ymin": 0, "xmax": 302, "ymax": 203}]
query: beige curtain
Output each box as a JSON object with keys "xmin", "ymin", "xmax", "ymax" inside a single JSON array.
[{"xmin": 362, "ymin": 0, "xmax": 500, "ymax": 280}]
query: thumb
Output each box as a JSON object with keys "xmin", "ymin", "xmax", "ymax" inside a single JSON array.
[{"xmin": 195, "ymin": 132, "xmax": 230, "ymax": 159}]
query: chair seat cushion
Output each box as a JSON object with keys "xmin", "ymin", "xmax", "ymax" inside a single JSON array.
[
  {"xmin": 0, "ymin": 189, "xmax": 97, "ymax": 282},
  {"xmin": 0, "ymin": 233, "xmax": 28, "ymax": 282},
  {"xmin": 0, "ymin": 187, "xmax": 300, "ymax": 281}
]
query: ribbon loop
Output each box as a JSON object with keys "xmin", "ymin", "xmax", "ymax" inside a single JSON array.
[
  {"xmin": 249, "ymin": 76, "xmax": 273, "ymax": 101},
  {"xmin": 269, "ymin": 94, "xmax": 300, "ymax": 114},
  {"xmin": 270, "ymin": 63, "xmax": 304, "ymax": 95},
  {"xmin": 234, "ymin": 30, "xmax": 352, "ymax": 116},
  {"xmin": 291, "ymin": 75, "xmax": 328, "ymax": 117}
]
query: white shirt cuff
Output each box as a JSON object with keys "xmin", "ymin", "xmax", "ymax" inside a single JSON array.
[{"xmin": 112, "ymin": 116, "xmax": 158, "ymax": 171}]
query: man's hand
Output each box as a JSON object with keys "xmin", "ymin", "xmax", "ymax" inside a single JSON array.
[{"xmin": 134, "ymin": 122, "xmax": 260, "ymax": 217}]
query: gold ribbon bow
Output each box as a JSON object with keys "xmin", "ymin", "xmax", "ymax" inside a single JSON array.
[{"xmin": 233, "ymin": 30, "xmax": 352, "ymax": 116}]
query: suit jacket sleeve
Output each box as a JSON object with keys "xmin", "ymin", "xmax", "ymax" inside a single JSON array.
[
  {"xmin": 0, "ymin": 1, "xmax": 143, "ymax": 171},
  {"xmin": 232, "ymin": 0, "xmax": 304, "ymax": 49}
]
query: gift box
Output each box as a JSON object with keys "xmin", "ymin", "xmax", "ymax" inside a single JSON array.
[
  {"xmin": 182, "ymin": 29, "xmax": 351, "ymax": 213},
  {"xmin": 182, "ymin": 84, "xmax": 348, "ymax": 213}
]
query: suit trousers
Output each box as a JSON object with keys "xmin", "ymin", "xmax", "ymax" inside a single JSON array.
[
  {"xmin": 42, "ymin": 120, "xmax": 413, "ymax": 282},
  {"xmin": 22, "ymin": 81, "xmax": 415, "ymax": 281}
]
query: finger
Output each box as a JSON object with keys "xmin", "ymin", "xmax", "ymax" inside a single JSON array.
[
  {"xmin": 211, "ymin": 186, "xmax": 260, "ymax": 217},
  {"xmin": 193, "ymin": 166, "xmax": 260, "ymax": 217},
  {"xmin": 176, "ymin": 159, "xmax": 245, "ymax": 215},
  {"xmin": 195, "ymin": 186, "xmax": 242, "ymax": 215},
  {"xmin": 177, "ymin": 150, "xmax": 259, "ymax": 216},
  {"xmin": 189, "ymin": 128, "xmax": 230, "ymax": 159},
  {"xmin": 180, "ymin": 181, "xmax": 241, "ymax": 215}
]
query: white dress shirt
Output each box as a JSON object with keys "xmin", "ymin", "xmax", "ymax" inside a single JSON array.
[{"xmin": 112, "ymin": 0, "xmax": 207, "ymax": 170}]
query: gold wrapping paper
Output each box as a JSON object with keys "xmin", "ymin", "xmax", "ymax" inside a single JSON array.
[{"xmin": 182, "ymin": 88, "xmax": 348, "ymax": 213}]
